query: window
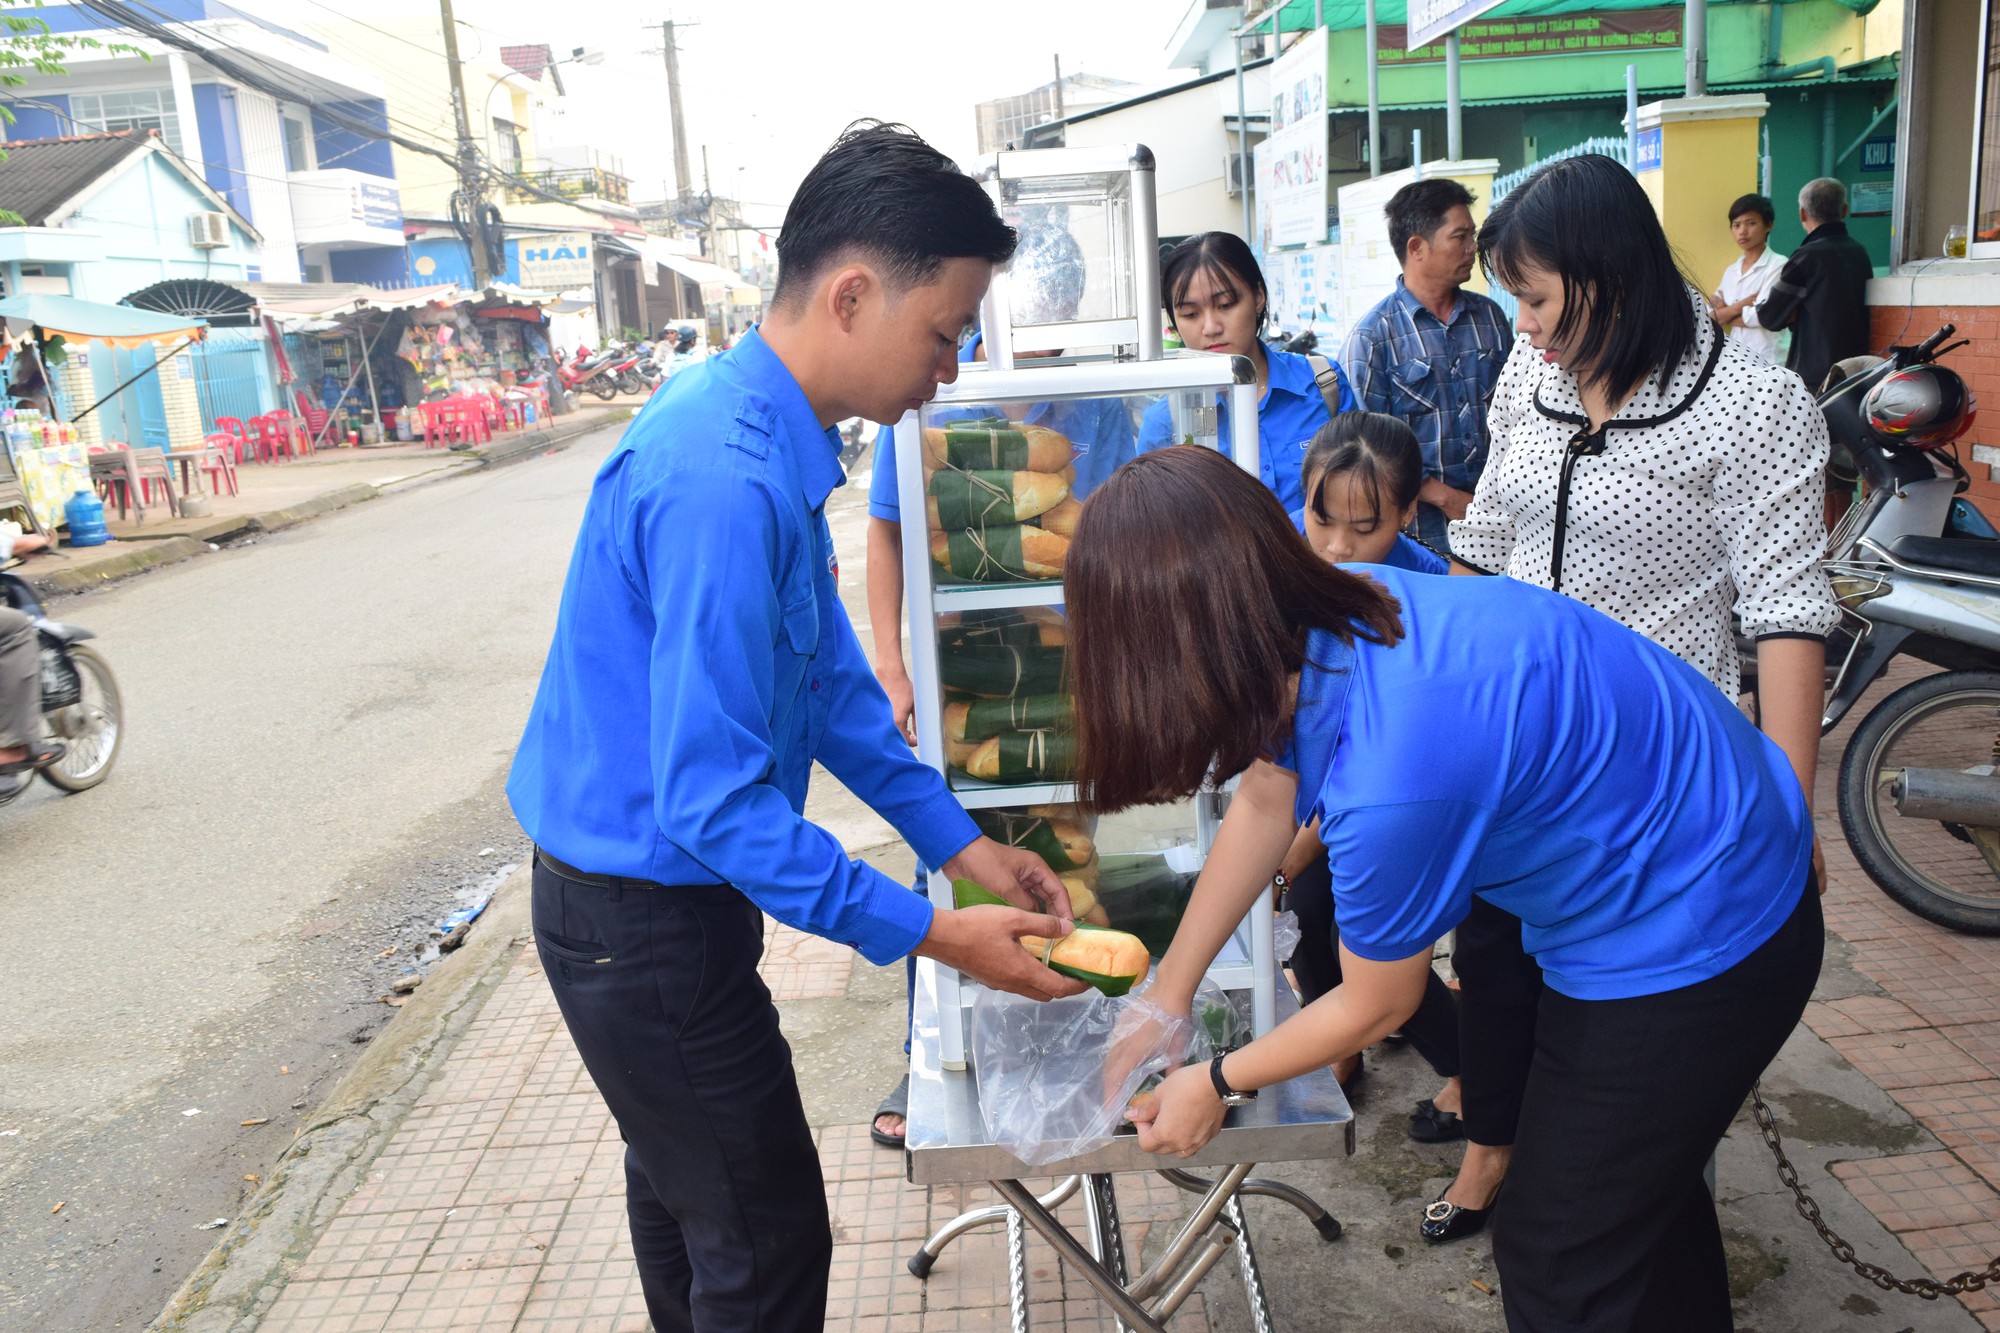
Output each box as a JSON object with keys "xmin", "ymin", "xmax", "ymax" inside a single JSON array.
[
  {"xmin": 493, "ymin": 118, "xmax": 523, "ymax": 170},
  {"xmin": 71, "ymin": 89, "xmax": 183, "ymax": 156},
  {"xmin": 282, "ymin": 115, "xmax": 312, "ymax": 173}
]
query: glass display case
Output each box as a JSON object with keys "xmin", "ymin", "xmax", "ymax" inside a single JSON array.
[{"xmin": 897, "ymin": 354, "xmax": 1271, "ymax": 1068}]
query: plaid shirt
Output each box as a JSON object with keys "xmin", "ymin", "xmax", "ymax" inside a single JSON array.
[{"xmin": 1341, "ymin": 279, "xmax": 1514, "ymax": 493}]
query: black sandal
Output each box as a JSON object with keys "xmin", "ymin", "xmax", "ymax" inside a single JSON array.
[
  {"xmin": 1408, "ymin": 1098, "xmax": 1466, "ymax": 1143},
  {"xmin": 870, "ymin": 1073, "xmax": 909, "ymax": 1148},
  {"xmin": 0, "ymin": 742, "xmax": 64, "ymax": 777}
]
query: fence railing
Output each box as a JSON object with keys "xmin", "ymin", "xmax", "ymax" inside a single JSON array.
[{"xmin": 1485, "ymin": 137, "xmax": 1634, "ymax": 319}]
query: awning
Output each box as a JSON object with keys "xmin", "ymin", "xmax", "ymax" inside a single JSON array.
[
  {"xmin": 472, "ymin": 281, "xmax": 562, "ymax": 308},
  {"xmin": 234, "ymin": 281, "xmax": 462, "ymax": 321},
  {"xmin": 649, "ymin": 244, "xmax": 762, "ymax": 304},
  {"xmin": 0, "ymin": 292, "xmax": 205, "ymax": 348}
]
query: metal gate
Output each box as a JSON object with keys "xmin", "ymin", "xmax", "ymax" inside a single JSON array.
[
  {"xmin": 91, "ymin": 345, "xmax": 170, "ymax": 449},
  {"xmin": 188, "ymin": 331, "xmax": 273, "ymax": 432}
]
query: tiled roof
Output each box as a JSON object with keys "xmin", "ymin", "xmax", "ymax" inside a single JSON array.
[
  {"xmin": 499, "ymin": 44, "xmax": 553, "ymax": 79},
  {"xmin": 0, "ymin": 130, "xmax": 151, "ymax": 227}
]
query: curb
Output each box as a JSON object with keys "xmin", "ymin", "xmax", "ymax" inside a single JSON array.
[
  {"xmin": 26, "ymin": 413, "xmax": 621, "ymax": 598},
  {"xmin": 148, "ymin": 863, "xmax": 536, "ymax": 1333}
]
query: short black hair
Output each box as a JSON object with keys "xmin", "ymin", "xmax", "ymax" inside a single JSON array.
[
  {"xmin": 1387, "ymin": 178, "xmax": 1476, "ymax": 263},
  {"xmin": 1728, "ymin": 193, "xmax": 1775, "ymax": 226},
  {"xmin": 1303, "ymin": 412, "xmax": 1424, "ymax": 528},
  {"xmin": 1478, "ymin": 153, "xmax": 1697, "ymax": 403},
  {"xmin": 1160, "ymin": 232, "xmax": 1266, "ymax": 326},
  {"xmin": 772, "ymin": 121, "xmax": 1016, "ymax": 311}
]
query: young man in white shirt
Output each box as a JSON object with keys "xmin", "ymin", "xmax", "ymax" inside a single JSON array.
[{"xmin": 1710, "ymin": 193, "xmax": 1789, "ymax": 365}]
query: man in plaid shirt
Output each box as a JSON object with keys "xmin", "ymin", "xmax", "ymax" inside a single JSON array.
[{"xmin": 1342, "ymin": 178, "xmax": 1513, "ymax": 555}]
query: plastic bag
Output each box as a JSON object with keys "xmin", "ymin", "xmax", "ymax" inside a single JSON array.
[
  {"xmin": 971, "ymin": 987, "xmax": 1191, "ymax": 1166},
  {"xmin": 1272, "ymin": 909, "xmax": 1301, "ymax": 964}
]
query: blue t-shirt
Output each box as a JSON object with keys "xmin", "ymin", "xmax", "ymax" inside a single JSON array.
[
  {"xmin": 1287, "ymin": 509, "xmax": 1449, "ymax": 575},
  {"xmin": 1136, "ymin": 347, "xmax": 1356, "ymax": 514},
  {"xmin": 1282, "ymin": 566, "xmax": 1811, "ymax": 1001},
  {"xmin": 867, "ymin": 334, "xmax": 1140, "ymax": 522}
]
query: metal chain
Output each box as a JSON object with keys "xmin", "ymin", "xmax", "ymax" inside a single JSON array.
[{"xmin": 1750, "ymin": 1082, "xmax": 2000, "ymax": 1298}]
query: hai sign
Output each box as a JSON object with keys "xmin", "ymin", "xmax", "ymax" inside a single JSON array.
[{"xmin": 518, "ymin": 233, "xmax": 594, "ymax": 289}]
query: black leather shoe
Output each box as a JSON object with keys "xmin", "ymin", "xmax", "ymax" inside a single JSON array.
[{"xmin": 1420, "ymin": 1192, "xmax": 1495, "ymax": 1244}]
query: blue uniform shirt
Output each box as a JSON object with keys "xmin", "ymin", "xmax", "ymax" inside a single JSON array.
[
  {"xmin": 867, "ymin": 333, "xmax": 1140, "ymax": 521},
  {"xmin": 1287, "ymin": 509, "xmax": 1449, "ymax": 575},
  {"xmin": 1135, "ymin": 347, "xmax": 1356, "ymax": 514},
  {"xmin": 508, "ymin": 330, "xmax": 979, "ymax": 965},
  {"xmin": 1282, "ymin": 567, "xmax": 1811, "ymax": 1001}
]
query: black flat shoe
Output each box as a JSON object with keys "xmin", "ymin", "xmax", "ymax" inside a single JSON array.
[
  {"xmin": 1408, "ymin": 1098, "xmax": 1466, "ymax": 1143},
  {"xmin": 1420, "ymin": 1192, "xmax": 1495, "ymax": 1244}
]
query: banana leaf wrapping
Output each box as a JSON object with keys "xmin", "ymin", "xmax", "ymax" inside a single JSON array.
[
  {"xmin": 972, "ymin": 809, "xmax": 1094, "ymax": 872},
  {"xmin": 945, "ymin": 693, "xmax": 1074, "ymax": 742},
  {"xmin": 930, "ymin": 524, "xmax": 1068, "ymax": 582},
  {"xmin": 926, "ymin": 469, "xmax": 1066, "ymax": 529},
  {"xmin": 963, "ymin": 729, "xmax": 1076, "ymax": 782},
  {"xmin": 924, "ymin": 419, "xmax": 1072, "ymax": 473},
  {"xmin": 938, "ymin": 643, "xmax": 1066, "ymax": 698},
  {"xmin": 940, "ymin": 613, "xmax": 1066, "ymax": 652}
]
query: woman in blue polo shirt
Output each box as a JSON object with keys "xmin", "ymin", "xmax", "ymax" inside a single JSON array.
[
  {"xmin": 1137, "ymin": 232, "xmax": 1355, "ymax": 512},
  {"xmin": 1069, "ymin": 447, "xmax": 1821, "ymax": 1332}
]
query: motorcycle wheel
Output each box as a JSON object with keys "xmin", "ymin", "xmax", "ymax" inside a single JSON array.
[
  {"xmin": 587, "ymin": 376, "xmax": 617, "ymax": 402},
  {"xmin": 40, "ymin": 643, "xmax": 122, "ymax": 793},
  {"xmin": 1838, "ymin": 669, "xmax": 2000, "ymax": 934},
  {"xmin": 615, "ymin": 370, "xmax": 644, "ymax": 396}
]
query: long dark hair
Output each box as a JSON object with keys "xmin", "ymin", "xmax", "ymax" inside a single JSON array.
[
  {"xmin": 1160, "ymin": 232, "xmax": 1267, "ymax": 329},
  {"xmin": 1477, "ymin": 153, "xmax": 1699, "ymax": 402},
  {"xmin": 1303, "ymin": 412, "xmax": 1424, "ymax": 527},
  {"xmin": 1067, "ymin": 446, "xmax": 1404, "ymax": 812}
]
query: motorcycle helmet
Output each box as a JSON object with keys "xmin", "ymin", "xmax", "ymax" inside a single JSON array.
[{"xmin": 1863, "ymin": 365, "xmax": 1975, "ymax": 450}]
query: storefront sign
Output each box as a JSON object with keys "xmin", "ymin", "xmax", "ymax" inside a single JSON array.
[
  {"xmin": 1380, "ymin": 8, "xmax": 1682, "ymax": 64},
  {"xmin": 1850, "ymin": 180, "xmax": 1893, "ymax": 216},
  {"xmin": 518, "ymin": 232, "xmax": 594, "ymax": 289},
  {"xmin": 1264, "ymin": 27, "xmax": 1330, "ymax": 249},
  {"xmin": 1860, "ymin": 137, "xmax": 1895, "ymax": 173},
  {"xmin": 1635, "ymin": 126, "xmax": 1663, "ymax": 173},
  {"xmin": 354, "ymin": 181, "xmax": 401, "ymax": 229},
  {"xmin": 1408, "ymin": 0, "xmax": 1509, "ymax": 49}
]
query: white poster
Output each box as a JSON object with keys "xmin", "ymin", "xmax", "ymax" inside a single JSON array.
[
  {"xmin": 517, "ymin": 232, "xmax": 595, "ymax": 290},
  {"xmin": 1407, "ymin": 0, "xmax": 1509, "ymax": 49},
  {"xmin": 1264, "ymin": 28, "xmax": 1329, "ymax": 249},
  {"xmin": 1265, "ymin": 244, "xmax": 1346, "ymax": 346}
]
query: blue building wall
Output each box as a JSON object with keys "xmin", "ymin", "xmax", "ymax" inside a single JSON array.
[
  {"xmin": 403, "ymin": 235, "xmax": 523, "ymax": 287},
  {"xmin": 191, "ymin": 83, "xmax": 252, "ymax": 221},
  {"xmin": 328, "ymin": 247, "xmax": 413, "ymax": 286},
  {"xmin": 0, "ymin": 0, "xmax": 322, "ymax": 49},
  {"xmin": 35, "ymin": 150, "xmax": 262, "ymax": 301},
  {"xmin": 312, "ymin": 101, "xmax": 395, "ymax": 178},
  {"xmin": 3, "ymin": 93, "xmax": 71, "ymax": 141}
]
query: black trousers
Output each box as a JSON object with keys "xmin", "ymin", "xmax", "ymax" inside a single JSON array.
[
  {"xmin": 1454, "ymin": 895, "xmax": 1547, "ymax": 1145},
  {"xmin": 1285, "ymin": 858, "xmax": 1462, "ymax": 1079},
  {"xmin": 1494, "ymin": 879, "xmax": 1823, "ymax": 1332},
  {"xmin": 532, "ymin": 860, "xmax": 832, "ymax": 1333}
]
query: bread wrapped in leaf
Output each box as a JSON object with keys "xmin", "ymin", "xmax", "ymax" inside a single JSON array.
[
  {"xmin": 930, "ymin": 525, "xmax": 1069, "ymax": 582},
  {"xmin": 938, "ymin": 643, "xmax": 1065, "ymax": 699},
  {"xmin": 940, "ymin": 611, "xmax": 1066, "ymax": 652},
  {"xmin": 954, "ymin": 880, "xmax": 1149, "ymax": 995},
  {"xmin": 924, "ymin": 419, "xmax": 1072, "ymax": 473},
  {"xmin": 1037, "ymin": 497, "xmax": 1084, "ymax": 539},
  {"xmin": 961, "ymin": 730, "xmax": 1075, "ymax": 782},
  {"xmin": 944, "ymin": 693, "xmax": 1073, "ymax": 743},
  {"xmin": 971, "ymin": 809, "xmax": 1094, "ymax": 871},
  {"xmin": 926, "ymin": 469, "xmax": 1067, "ymax": 530}
]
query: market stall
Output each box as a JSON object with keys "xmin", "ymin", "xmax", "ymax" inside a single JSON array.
[{"xmin": 894, "ymin": 145, "xmax": 1350, "ymax": 1329}]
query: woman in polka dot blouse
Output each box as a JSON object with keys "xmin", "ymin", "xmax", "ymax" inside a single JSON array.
[{"xmin": 1427, "ymin": 154, "xmax": 1840, "ymax": 1259}]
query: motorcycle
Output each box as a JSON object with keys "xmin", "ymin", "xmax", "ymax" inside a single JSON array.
[
  {"xmin": 1811, "ymin": 324, "xmax": 2000, "ymax": 933},
  {"xmin": 557, "ymin": 344, "xmax": 621, "ymax": 402},
  {"xmin": 0, "ymin": 567, "xmax": 122, "ymax": 807}
]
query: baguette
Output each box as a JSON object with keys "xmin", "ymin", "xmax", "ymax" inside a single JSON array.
[
  {"xmin": 938, "ymin": 643, "xmax": 1066, "ymax": 698},
  {"xmin": 943, "ymin": 693, "xmax": 1073, "ymax": 743},
  {"xmin": 923, "ymin": 420, "xmax": 1072, "ymax": 473},
  {"xmin": 926, "ymin": 469, "xmax": 1068, "ymax": 530},
  {"xmin": 1037, "ymin": 496, "xmax": 1084, "ymax": 539},
  {"xmin": 962, "ymin": 730, "xmax": 1076, "ymax": 782},
  {"xmin": 930, "ymin": 525, "xmax": 1069, "ymax": 582},
  {"xmin": 971, "ymin": 809, "xmax": 1095, "ymax": 870},
  {"xmin": 954, "ymin": 880, "xmax": 1148, "ymax": 995}
]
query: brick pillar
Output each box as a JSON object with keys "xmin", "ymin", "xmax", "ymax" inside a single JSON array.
[
  {"xmin": 54, "ymin": 353, "xmax": 101, "ymax": 449},
  {"xmin": 155, "ymin": 338, "xmax": 204, "ymax": 451}
]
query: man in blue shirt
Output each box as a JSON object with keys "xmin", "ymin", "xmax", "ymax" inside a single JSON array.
[
  {"xmin": 508, "ymin": 124, "xmax": 1084, "ymax": 1333},
  {"xmin": 1341, "ymin": 178, "xmax": 1513, "ymax": 554}
]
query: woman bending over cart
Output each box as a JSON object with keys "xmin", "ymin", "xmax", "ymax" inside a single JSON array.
[{"xmin": 1075, "ymin": 445, "xmax": 1820, "ymax": 1333}]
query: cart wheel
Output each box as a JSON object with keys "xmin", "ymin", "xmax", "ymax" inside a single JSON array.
[{"xmin": 907, "ymin": 1249, "xmax": 937, "ymax": 1280}]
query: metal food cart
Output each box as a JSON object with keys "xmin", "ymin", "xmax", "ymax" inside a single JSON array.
[{"xmin": 890, "ymin": 144, "xmax": 1354, "ymax": 1329}]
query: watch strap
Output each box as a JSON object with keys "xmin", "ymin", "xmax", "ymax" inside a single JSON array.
[{"xmin": 1209, "ymin": 1053, "xmax": 1255, "ymax": 1103}]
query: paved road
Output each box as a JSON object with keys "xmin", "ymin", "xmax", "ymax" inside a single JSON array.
[{"xmin": 0, "ymin": 427, "xmax": 621, "ymax": 1331}]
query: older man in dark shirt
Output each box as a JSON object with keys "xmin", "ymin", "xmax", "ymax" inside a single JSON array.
[{"xmin": 1754, "ymin": 177, "xmax": 1874, "ymax": 392}]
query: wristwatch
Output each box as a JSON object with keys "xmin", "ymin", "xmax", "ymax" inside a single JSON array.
[{"xmin": 1209, "ymin": 1054, "xmax": 1257, "ymax": 1107}]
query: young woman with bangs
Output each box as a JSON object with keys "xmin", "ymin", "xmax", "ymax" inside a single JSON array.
[{"xmin": 1073, "ymin": 446, "xmax": 1821, "ymax": 1333}]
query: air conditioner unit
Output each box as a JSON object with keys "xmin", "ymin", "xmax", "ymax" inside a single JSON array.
[
  {"xmin": 187, "ymin": 212, "xmax": 230, "ymax": 249},
  {"xmin": 1222, "ymin": 152, "xmax": 1249, "ymax": 198}
]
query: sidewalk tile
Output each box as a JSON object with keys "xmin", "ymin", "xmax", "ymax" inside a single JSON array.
[
  {"xmin": 415, "ymin": 1197, "xmax": 568, "ymax": 1273},
  {"xmin": 369, "ymin": 1102, "xmax": 505, "ymax": 1162},
  {"xmin": 828, "ymin": 1174, "xmax": 932, "ymax": 1245},
  {"xmin": 1829, "ymin": 1029, "xmax": 1992, "ymax": 1090},
  {"xmin": 258, "ymin": 1275, "xmax": 409, "ymax": 1332},
  {"xmin": 762, "ymin": 923, "xmax": 858, "ymax": 1001},
  {"xmin": 488, "ymin": 1091, "xmax": 612, "ymax": 1150},
  {"xmin": 1893, "ymin": 1218, "xmax": 2000, "ymax": 1314},
  {"xmin": 1830, "ymin": 1151, "xmax": 2000, "ymax": 1231},
  {"xmin": 340, "ymin": 1151, "xmax": 485, "ymax": 1217},
  {"xmin": 524, "ymin": 1035, "xmax": 598, "ymax": 1098},
  {"xmin": 1956, "ymin": 1143, "xmax": 2000, "ymax": 1192},
  {"xmin": 820, "ymin": 1121, "xmax": 911, "ymax": 1182},
  {"xmin": 1941, "ymin": 1022, "xmax": 2000, "ymax": 1079},
  {"xmin": 1895, "ymin": 1080, "xmax": 2000, "ymax": 1147},
  {"xmin": 454, "ymin": 1139, "xmax": 601, "ymax": 1207},
  {"xmin": 291, "ymin": 1208, "xmax": 452, "ymax": 1283},
  {"xmin": 1803, "ymin": 994, "xmax": 1929, "ymax": 1040},
  {"xmin": 824, "ymin": 1236, "xmax": 925, "ymax": 1320},
  {"xmin": 380, "ymin": 1266, "xmax": 540, "ymax": 1330}
]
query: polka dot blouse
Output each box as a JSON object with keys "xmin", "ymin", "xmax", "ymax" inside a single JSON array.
[{"xmin": 1449, "ymin": 289, "xmax": 1840, "ymax": 694}]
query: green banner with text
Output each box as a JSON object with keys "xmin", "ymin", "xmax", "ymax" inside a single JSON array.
[{"xmin": 1379, "ymin": 7, "xmax": 1683, "ymax": 63}]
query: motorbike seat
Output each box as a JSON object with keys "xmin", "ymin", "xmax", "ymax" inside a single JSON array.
[{"xmin": 1885, "ymin": 533, "xmax": 2000, "ymax": 580}]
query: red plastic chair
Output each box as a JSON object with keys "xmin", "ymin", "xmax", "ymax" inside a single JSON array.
[
  {"xmin": 211, "ymin": 416, "xmax": 249, "ymax": 464},
  {"xmin": 199, "ymin": 436, "xmax": 241, "ymax": 496},
  {"xmin": 250, "ymin": 413, "xmax": 296, "ymax": 463}
]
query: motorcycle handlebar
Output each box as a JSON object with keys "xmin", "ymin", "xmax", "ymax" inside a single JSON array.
[{"xmin": 1911, "ymin": 324, "xmax": 1957, "ymax": 361}]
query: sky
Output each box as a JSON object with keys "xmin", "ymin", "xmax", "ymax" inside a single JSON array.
[{"xmin": 452, "ymin": 0, "xmax": 1200, "ymax": 229}]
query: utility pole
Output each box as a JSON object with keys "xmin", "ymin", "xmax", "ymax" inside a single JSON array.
[
  {"xmin": 702, "ymin": 145, "xmax": 719, "ymax": 262},
  {"xmin": 660, "ymin": 20, "xmax": 693, "ymax": 201},
  {"xmin": 1052, "ymin": 54, "xmax": 1064, "ymax": 119},
  {"xmin": 438, "ymin": 0, "xmax": 490, "ymax": 288}
]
